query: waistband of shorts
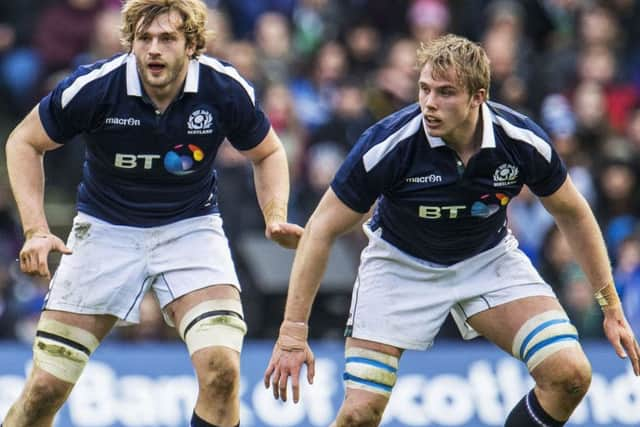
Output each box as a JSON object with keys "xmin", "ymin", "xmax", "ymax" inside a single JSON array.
[
  {"xmin": 363, "ymin": 222, "xmax": 518, "ymax": 268},
  {"xmin": 75, "ymin": 212, "xmax": 221, "ymax": 230}
]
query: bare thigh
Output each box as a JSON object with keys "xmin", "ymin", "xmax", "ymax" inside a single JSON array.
[
  {"xmin": 165, "ymin": 284, "xmax": 240, "ymax": 326},
  {"xmin": 466, "ymin": 295, "xmax": 589, "ymax": 383},
  {"xmin": 465, "ymin": 295, "xmax": 562, "ymax": 353},
  {"xmin": 41, "ymin": 309, "xmax": 119, "ymax": 339}
]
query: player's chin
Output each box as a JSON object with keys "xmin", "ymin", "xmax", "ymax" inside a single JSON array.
[{"xmin": 425, "ymin": 126, "xmax": 446, "ymax": 137}]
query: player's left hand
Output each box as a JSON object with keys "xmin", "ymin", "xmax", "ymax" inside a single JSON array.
[
  {"xmin": 602, "ymin": 306, "xmax": 640, "ymax": 376},
  {"xmin": 264, "ymin": 340, "xmax": 315, "ymax": 403},
  {"xmin": 266, "ymin": 222, "xmax": 303, "ymax": 249}
]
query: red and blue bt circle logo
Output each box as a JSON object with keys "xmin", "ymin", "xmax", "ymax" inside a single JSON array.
[{"xmin": 164, "ymin": 144, "xmax": 204, "ymax": 175}]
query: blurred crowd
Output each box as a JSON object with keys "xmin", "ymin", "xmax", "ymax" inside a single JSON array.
[{"xmin": 0, "ymin": 0, "xmax": 639, "ymax": 344}]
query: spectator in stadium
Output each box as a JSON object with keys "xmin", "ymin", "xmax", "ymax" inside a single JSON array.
[
  {"xmin": 2, "ymin": 1, "xmax": 302, "ymax": 426},
  {"xmin": 264, "ymin": 34, "xmax": 640, "ymax": 427}
]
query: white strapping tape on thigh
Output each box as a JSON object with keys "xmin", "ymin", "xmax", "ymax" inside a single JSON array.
[
  {"xmin": 511, "ymin": 310, "xmax": 581, "ymax": 371},
  {"xmin": 33, "ymin": 319, "xmax": 100, "ymax": 384},
  {"xmin": 344, "ymin": 347, "xmax": 399, "ymax": 397},
  {"xmin": 178, "ymin": 299, "xmax": 247, "ymax": 355}
]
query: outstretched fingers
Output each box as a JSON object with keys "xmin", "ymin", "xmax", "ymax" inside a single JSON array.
[
  {"xmin": 622, "ymin": 334, "xmax": 640, "ymax": 376},
  {"xmin": 307, "ymin": 353, "xmax": 316, "ymax": 385}
]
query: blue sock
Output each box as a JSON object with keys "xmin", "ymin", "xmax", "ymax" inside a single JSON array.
[
  {"xmin": 191, "ymin": 411, "xmax": 239, "ymax": 427},
  {"xmin": 505, "ymin": 389, "xmax": 565, "ymax": 426}
]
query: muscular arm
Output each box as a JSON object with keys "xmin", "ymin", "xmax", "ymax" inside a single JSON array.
[
  {"xmin": 264, "ymin": 189, "xmax": 366, "ymax": 402},
  {"xmin": 541, "ymin": 176, "xmax": 639, "ymax": 374},
  {"xmin": 241, "ymin": 127, "xmax": 302, "ymax": 248},
  {"xmin": 6, "ymin": 105, "xmax": 70, "ymax": 278},
  {"xmin": 284, "ymin": 188, "xmax": 366, "ymax": 323},
  {"xmin": 6, "ymin": 106, "xmax": 61, "ymax": 236},
  {"xmin": 540, "ymin": 176, "xmax": 612, "ymax": 293}
]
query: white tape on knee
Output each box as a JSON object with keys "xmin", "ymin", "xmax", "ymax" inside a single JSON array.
[
  {"xmin": 33, "ymin": 319, "xmax": 100, "ymax": 384},
  {"xmin": 343, "ymin": 347, "xmax": 399, "ymax": 397},
  {"xmin": 512, "ymin": 310, "xmax": 581, "ymax": 371},
  {"xmin": 178, "ymin": 299, "xmax": 247, "ymax": 355}
]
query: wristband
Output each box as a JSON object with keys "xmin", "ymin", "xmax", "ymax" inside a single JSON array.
[
  {"xmin": 594, "ymin": 282, "xmax": 621, "ymax": 310},
  {"xmin": 263, "ymin": 198, "xmax": 287, "ymax": 226},
  {"xmin": 24, "ymin": 228, "xmax": 50, "ymax": 240},
  {"xmin": 278, "ymin": 320, "xmax": 308, "ymax": 351}
]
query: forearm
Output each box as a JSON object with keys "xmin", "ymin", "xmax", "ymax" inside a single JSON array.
[
  {"xmin": 283, "ymin": 217, "xmax": 335, "ymax": 323},
  {"xmin": 554, "ymin": 206, "xmax": 612, "ymax": 294},
  {"xmin": 252, "ymin": 144, "xmax": 290, "ymax": 225},
  {"xmin": 6, "ymin": 136, "xmax": 49, "ymax": 235}
]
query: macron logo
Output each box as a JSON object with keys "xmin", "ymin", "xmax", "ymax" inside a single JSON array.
[
  {"xmin": 105, "ymin": 117, "xmax": 141, "ymax": 126},
  {"xmin": 406, "ymin": 174, "xmax": 442, "ymax": 184}
]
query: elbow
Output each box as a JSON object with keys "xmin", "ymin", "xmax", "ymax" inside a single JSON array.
[{"xmin": 6, "ymin": 132, "xmax": 44, "ymax": 164}]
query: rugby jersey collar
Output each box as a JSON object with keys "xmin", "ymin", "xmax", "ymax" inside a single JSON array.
[
  {"xmin": 126, "ymin": 53, "xmax": 200, "ymax": 97},
  {"xmin": 423, "ymin": 102, "xmax": 496, "ymax": 149}
]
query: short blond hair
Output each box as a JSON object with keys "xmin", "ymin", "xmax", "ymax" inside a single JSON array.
[
  {"xmin": 416, "ymin": 34, "xmax": 490, "ymax": 96},
  {"xmin": 120, "ymin": 0, "xmax": 209, "ymax": 57}
]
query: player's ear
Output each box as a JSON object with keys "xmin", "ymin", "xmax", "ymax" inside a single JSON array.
[
  {"xmin": 470, "ymin": 89, "xmax": 486, "ymax": 108},
  {"xmin": 186, "ymin": 42, "xmax": 196, "ymax": 58}
]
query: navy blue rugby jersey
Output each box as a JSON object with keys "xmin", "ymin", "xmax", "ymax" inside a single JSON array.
[
  {"xmin": 39, "ymin": 53, "xmax": 270, "ymax": 226},
  {"xmin": 331, "ymin": 101, "xmax": 567, "ymax": 265}
]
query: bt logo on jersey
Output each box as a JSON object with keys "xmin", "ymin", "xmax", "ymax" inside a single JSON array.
[
  {"xmin": 164, "ymin": 144, "xmax": 205, "ymax": 175},
  {"xmin": 114, "ymin": 153, "xmax": 161, "ymax": 169},
  {"xmin": 114, "ymin": 145, "xmax": 205, "ymax": 175},
  {"xmin": 418, "ymin": 205, "xmax": 466, "ymax": 219}
]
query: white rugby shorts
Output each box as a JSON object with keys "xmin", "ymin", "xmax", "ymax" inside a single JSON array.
[
  {"xmin": 45, "ymin": 212, "xmax": 240, "ymax": 324},
  {"xmin": 345, "ymin": 224, "xmax": 557, "ymax": 350}
]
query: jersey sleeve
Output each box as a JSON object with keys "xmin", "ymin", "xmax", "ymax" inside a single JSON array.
[
  {"xmin": 224, "ymin": 80, "xmax": 271, "ymax": 151},
  {"xmin": 521, "ymin": 118, "xmax": 568, "ymax": 197},
  {"xmin": 330, "ymin": 128, "xmax": 393, "ymax": 213},
  {"xmin": 38, "ymin": 68, "xmax": 103, "ymax": 143}
]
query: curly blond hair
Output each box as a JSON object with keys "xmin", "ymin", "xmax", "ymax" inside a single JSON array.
[
  {"xmin": 416, "ymin": 34, "xmax": 490, "ymax": 97},
  {"xmin": 120, "ymin": 0, "xmax": 210, "ymax": 57}
]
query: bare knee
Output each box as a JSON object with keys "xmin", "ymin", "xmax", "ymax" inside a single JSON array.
[
  {"xmin": 21, "ymin": 376, "xmax": 71, "ymax": 420},
  {"xmin": 195, "ymin": 347, "xmax": 240, "ymax": 400},
  {"xmin": 535, "ymin": 351, "xmax": 592, "ymax": 399},
  {"xmin": 340, "ymin": 406, "xmax": 384, "ymax": 427},
  {"xmin": 338, "ymin": 396, "xmax": 386, "ymax": 427}
]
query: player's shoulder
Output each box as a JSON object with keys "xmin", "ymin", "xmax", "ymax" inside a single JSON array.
[
  {"xmin": 55, "ymin": 53, "xmax": 128, "ymax": 108},
  {"xmin": 361, "ymin": 103, "xmax": 423, "ymax": 147},
  {"xmin": 62, "ymin": 53, "xmax": 128, "ymax": 89},
  {"xmin": 487, "ymin": 101, "xmax": 548, "ymax": 139},
  {"xmin": 487, "ymin": 101, "xmax": 555, "ymax": 161},
  {"xmin": 196, "ymin": 55, "xmax": 256, "ymax": 102},
  {"xmin": 356, "ymin": 103, "xmax": 423, "ymax": 171}
]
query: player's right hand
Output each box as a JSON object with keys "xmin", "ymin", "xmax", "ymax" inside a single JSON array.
[
  {"xmin": 264, "ymin": 339, "xmax": 315, "ymax": 403},
  {"xmin": 19, "ymin": 232, "xmax": 72, "ymax": 279}
]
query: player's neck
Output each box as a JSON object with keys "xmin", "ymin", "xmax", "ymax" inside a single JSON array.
[{"xmin": 444, "ymin": 106, "xmax": 482, "ymax": 163}]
